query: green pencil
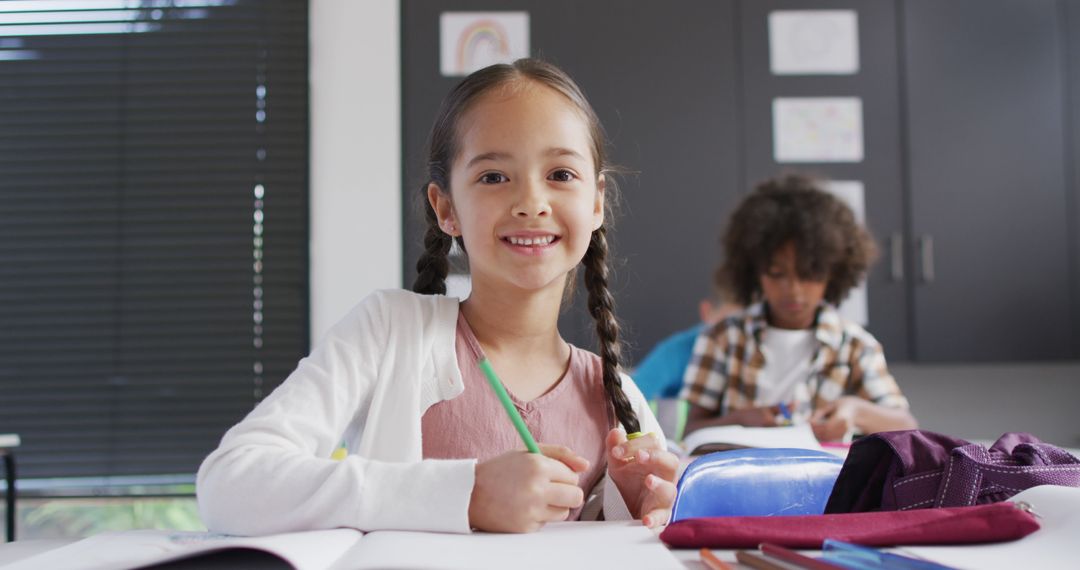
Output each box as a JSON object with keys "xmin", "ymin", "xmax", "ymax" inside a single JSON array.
[{"xmin": 478, "ymin": 357, "xmax": 541, "ymax": 454}]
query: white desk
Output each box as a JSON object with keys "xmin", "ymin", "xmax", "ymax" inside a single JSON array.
[
  {"xmin": 1, "ymin": 481, "xmax": 1075, "ymax": 569},
  {"xmin": 0, "ymin": 539, "xmax": 738, "ymax": 570},
  {"xmin": 0, "ymin": 524, "xmax": 705, "ymax": 570},
  {"xmin": 0, "ymin": 539, "xmax": 721, "ymax": 569}
]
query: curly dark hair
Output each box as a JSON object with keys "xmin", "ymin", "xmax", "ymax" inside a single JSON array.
[{"xmin": 717, "ymin": 174, "xmax": 878, "ymax": 306}]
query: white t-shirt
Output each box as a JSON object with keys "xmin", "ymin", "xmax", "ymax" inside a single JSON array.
[{"xmin": 755, "ymin": 327, "xmax": 817, "ymax": 407}]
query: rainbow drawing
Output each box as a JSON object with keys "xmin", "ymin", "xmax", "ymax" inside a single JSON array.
[{"xmin": 456, "ymin": 19, "xmax": 511, "ymax": 73}]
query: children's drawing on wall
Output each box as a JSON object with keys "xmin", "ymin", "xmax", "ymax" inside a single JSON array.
[
  {"xmin": 768, "ymin": 10, "xmax": 860, "ymax": 75},
  {"xmin": 773, "ymin": 97, "xmax": 864, "ymax": 163},
  {"xmin": 440, "ymin": 12, "xmax": 530, "ymax": 77}
]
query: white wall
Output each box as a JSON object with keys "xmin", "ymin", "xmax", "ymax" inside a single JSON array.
[{"xmin": 309, "ymin": 0, "xmax": 402, "ymax": 344}]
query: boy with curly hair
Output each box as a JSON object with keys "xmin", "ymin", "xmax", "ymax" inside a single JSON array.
[{"xmin": 680, "ymin": 174, "xmax": 917, "ymax": 442}]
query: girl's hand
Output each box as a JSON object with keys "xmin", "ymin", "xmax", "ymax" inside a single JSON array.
[
  {"xmin": 810, "ymin": 397, "xmax": 863, "ymax": 442},
  {"xmin": 468, "ymin": 444, "xmax": 589, "ymax": 533},
  {"xmin": 605, "ymin": 429, "xmax": 679, "ymax": 528}
]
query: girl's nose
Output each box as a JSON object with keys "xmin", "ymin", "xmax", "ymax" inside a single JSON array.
[{"xmin": 512, "ymin": 182, "xmax": 552, "ymax": 218}]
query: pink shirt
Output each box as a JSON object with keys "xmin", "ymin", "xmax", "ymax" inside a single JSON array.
[{"xmin": 422, "ymin": 311, "xmax": 613, "ymax": 521}]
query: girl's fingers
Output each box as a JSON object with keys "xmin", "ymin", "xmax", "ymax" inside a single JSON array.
[
  {"xmin": 647, "ymin": 475, "xmax": 678, "ymax": 505},
  {"xmin": 539, "ymin": 443, "xmax": 590, "ymax": 473},
  {"xmin": 648, "ymin": 449, "xmax": 680, "ymax": 480},
  {"xmin": 642, "ymin": 507, "xmax": 672, "ymax": 528},
  {"xmin": 641, "ymin": 476, "xmax": 677, "ymax": 527},
  {"xmin": 542, "ymin": 458, "xmax": 584, "ymax": 486},
  {"xmin": 605, "ymin": 428, "xmax": 628, "ymax": 457},
  {"xmin": 543, "ymin": 506, "xmax": 572, "ymax": 522},
  {"xmin": 611, "ymin": 431, "xmax": 661, "ymax": 462},
  {"xmin": 545, "ymin": 481, "xmax": 585, "ymax": 510}
]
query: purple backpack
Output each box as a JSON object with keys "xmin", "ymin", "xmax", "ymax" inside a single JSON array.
[{"xmin": 825, "ymin": 430, "xmax": 1080, "ymax": 513}]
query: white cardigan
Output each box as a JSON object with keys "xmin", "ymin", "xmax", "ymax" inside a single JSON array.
[{"xmin": 196, "ymin": 289, "xmax": 662, "ymax": 535}]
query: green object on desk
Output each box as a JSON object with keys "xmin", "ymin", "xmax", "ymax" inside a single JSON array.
[
  {"xmin": 675, "ymin": 399, "xmax": 689, "ymax": 441},
  {"xmin": 478, "ymin": 358, "xmax": 540, "ymax": 454}
]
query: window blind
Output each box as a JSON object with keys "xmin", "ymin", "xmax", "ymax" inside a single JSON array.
[{"xmin": 0, "ymin": 0, "xmax": 309, "ymax": 479}]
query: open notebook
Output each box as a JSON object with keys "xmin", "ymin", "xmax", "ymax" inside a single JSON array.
[
  {"xmin": 4, "ymin": 520, "xmax": 683, "ymax": 570},
  {"xmin": 681, "ymin": 423, "xmax": 825, "ymax": 455}
]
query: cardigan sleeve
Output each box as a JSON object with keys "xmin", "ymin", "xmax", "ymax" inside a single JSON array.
[{"xmin": 196, "ymin": 292, "xmax": 475, "ymax": 535}]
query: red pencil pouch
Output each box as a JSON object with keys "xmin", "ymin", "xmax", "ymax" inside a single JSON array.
[{"xmin": 659, "ymin": 501, "xmax": 1040, "ymax": 549}]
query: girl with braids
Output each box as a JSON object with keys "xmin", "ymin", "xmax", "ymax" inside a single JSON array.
[{"xmin": 197, "ymin": 59, "xmax": 678, "ymax": 536}]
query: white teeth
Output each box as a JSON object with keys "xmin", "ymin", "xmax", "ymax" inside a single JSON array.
[{"xmin": 507, "ymin": 235, "xmax": 555, "ymax": 246}]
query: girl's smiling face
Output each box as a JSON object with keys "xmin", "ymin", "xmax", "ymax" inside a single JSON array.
[{"xmin": 431, "ymin": 81, "xmax": 605, "ymax": 296}]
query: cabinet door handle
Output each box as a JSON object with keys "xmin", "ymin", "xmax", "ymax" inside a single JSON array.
[
  {"xmin": 890, "ymin": 232, "xmax": 904, "ymax": 281},
  {"xmin": 919, "ymin": 234, "xmax": 935, "ymax": 283}
]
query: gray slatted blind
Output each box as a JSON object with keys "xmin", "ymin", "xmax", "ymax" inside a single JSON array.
[{"xmin": 0, "ymin": 0, "xmax": 309, "ymax": 479}]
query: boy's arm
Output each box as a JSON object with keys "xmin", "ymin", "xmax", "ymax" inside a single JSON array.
[
  {"xmin": 678, "ymin": 329, "xmax": 778, "ymax": 433},
  {"xmin": 685, "ymin": 401, "xmax": 782, "ymax": 431},
  {"xmin": 813, "ymin": 340, "xmax": 917, "ymax": 438},
  {"xmin": 678, "ymin": 330, "xmax": 726, "ymax": 434},
  {"xmin": 855, "ymin": 339, "xmax": 918, "ymax": 432}
]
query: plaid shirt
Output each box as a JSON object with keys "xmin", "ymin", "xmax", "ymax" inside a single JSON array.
[{"xmin": 679, "ymin": 302, "xmax": 909, "ymax": 421}]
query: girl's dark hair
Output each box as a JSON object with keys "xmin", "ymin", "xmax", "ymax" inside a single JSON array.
[
  {"xmin": 412, "ymin": 58, "xmax": 640, "ymax": 434},
  {"xmin": 717, "ymin": 173, "xmax": 878, "ymax": 307}
]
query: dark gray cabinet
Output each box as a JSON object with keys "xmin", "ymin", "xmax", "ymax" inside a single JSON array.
[
  {"xmin": 1069, "ymin": 0, "xmax": 1080, "ymax": 359},
  {"xmin": 903, "ymin": 0, "xmax": 1074, "ymax": 361}
]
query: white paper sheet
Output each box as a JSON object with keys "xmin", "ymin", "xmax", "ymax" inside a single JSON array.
[
  {"xmin": 5, "ymin": 523, "xmax": 682, "ymax": 570},
  {"xmin": 836, "ymin": 284, "xmax": 869, "ymax": 327},
  {"xmin": 773, "ymin": 97, "xmax": 864, "ymax": 163},
  {"xmin": 769, "ymin": 10, "xmax": 859, "ymax": 75},
  {"xmin": 682, "ymin": 424, "xmax": 825, "ymax": 455},
  {"xmin": 4, "ymin": 528, "xmax": 363, "ymax": 570},
  {"xmin": 824, "ymin": 180, "xmax": 868, "ymax": 325},
  {"xmin": 824, "ymin": 180, "xmax": 865, "ymax": 224},
  {"xmin": 440, "ymin": 12, "xmax": 529, "ymax": 77},
  {"xmin": 334, "ymin": 521, "xmax": 683, "ymax": 570}
]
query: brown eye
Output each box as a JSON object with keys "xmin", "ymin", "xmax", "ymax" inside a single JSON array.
[
  {"xmin": 549, "ymin": 169, "xmax": 575, "ymax": 182},
  {"xmin": 479, "ymin": 172, "xmax": 507, "ymax": 184}
]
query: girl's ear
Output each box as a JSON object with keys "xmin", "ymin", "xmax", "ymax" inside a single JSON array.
[
  {"xmin": 592, "ymin": 174, "xmax": 606, "ymax": 231},
  {"xmin": 427, "ymin": 183, "xmax": 459, "ymax": 236}
]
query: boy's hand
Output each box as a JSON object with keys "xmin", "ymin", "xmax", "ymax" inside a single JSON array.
[
  {"xmin": 468, "ymin": 444, "xmax": 589, "ymax": 533},
  {"xmin": 606, "ymin": 429, "xmax": 679, "ymax": 528},
  {"xmin": 810, "ymin": 397, "xmax": 863, "ymax": 441}
]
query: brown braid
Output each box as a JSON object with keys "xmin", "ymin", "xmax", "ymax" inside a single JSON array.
[
  {"xmin": 582, "ymin": 226, "xmax": 641, "ymax": 434},
  {"xmin": 412, "ymin": 187, "xmax": 452, "ymax": 295}
]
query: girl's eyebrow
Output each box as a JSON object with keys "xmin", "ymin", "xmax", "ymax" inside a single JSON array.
[
  {"xmin": 545, "ymin": 147, "xmax": 587, "ymax": 161},
  {"xmin": 465, "ymin": 148, "xmax": 587, "ymax": 169},
  {"xmin": 465, "ymin": 151, "xmax": 511, "ymax": 169}
]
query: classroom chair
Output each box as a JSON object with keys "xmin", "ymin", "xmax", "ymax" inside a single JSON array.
[{"xmin": 669, "ymin": 448, "xmax": 844, "ymax": 522}]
